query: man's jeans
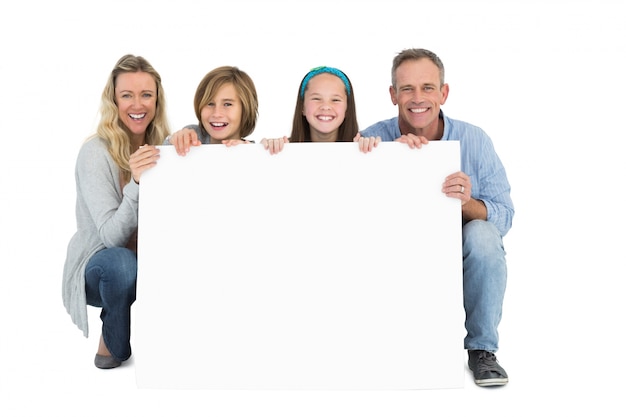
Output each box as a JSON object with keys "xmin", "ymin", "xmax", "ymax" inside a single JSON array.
[
  {"xmin": 463, "ymin": 220, "xmax": 507, "ymax": 352},
  {"xmin": 85, "ymin": 247, "xmax": 137, "ymax": 362}
]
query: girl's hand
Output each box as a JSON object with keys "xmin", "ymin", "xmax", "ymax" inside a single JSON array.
[
  {"xmin": 261, "ymin": 136, "xmax": 289, "ymax": 155},
  {"xmin": 354, "ymin": 132, "xmax": 381, "ymax": 153}
]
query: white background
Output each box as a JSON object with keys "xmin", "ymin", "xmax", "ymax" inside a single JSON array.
[{"xmin": 1, "ymin": 0, "xmax": 625, "ymax": 415}]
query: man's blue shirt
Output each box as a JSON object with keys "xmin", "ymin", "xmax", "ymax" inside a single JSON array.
[{"xmin": 361, "ymin": 112, "xmax": 514, "ymax": 236}]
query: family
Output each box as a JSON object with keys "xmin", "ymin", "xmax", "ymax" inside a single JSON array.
[{"xmin": 61, "ymin": 48, "xmax": 514, "ymax": 387}]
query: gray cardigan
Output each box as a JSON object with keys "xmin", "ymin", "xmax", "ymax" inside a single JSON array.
[{"xmin": 62, "ymin": 137, "xmax": 139, "ymax": 337}]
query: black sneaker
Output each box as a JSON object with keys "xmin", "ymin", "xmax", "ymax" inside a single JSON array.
[{"xmin": 468, "ymin": 350, "xmax": 508, "ymax": 387}]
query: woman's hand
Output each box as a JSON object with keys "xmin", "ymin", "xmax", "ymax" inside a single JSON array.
[{"xmin": 129, "ymin": 145, "xmax": 160, "ymax": 184}]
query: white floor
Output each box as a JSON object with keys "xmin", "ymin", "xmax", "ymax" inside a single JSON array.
[{"xmin": 1, "ymin": 301, "xmax": 623, "ymax": 417}]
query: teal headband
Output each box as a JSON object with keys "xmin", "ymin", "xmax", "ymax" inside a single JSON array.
[{"xmin": 300, "ymin": 66, "xmax": 351, "ymax": 97}]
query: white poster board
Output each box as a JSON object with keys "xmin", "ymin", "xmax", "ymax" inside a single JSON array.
[{"xmin": 134, "ymin": 141, "xmax": 464, "ymax": 389}]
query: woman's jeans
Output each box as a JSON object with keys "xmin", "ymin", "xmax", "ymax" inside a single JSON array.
[
  {"xmin": 462, "ymin": 220, "xmax": 507, "ymax": 352},
  {"xmin": 85, "ymin": 247, "xmax": 137, "ymax": 362}
]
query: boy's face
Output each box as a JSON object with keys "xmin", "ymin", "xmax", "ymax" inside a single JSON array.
[{"xmin": 201, "ymin": 82, "xmax": 243, "ymax": 142}]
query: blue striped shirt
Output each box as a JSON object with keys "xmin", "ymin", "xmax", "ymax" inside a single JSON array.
[{"xmin": 361, "ymin": 112, "xmax": 514, "ymax": 236}]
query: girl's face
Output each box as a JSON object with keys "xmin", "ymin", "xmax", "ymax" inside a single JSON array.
[
  {"xmin": 200, "ymin": 82, "xmax": 243, "ymax": 142},
  {"xmin": 115, "ymin": 71, "xmax": 157, "ymax": 144},
  {"xmin": 302, "ymin": 73, "xmax": 347, "ymax": 142}
]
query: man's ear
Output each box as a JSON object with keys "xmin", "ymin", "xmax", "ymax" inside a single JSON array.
[
  {"xmin": 389, "ymin": 85, "xmax": 398, "ymax": 105},
  {"xmin": 440, "ymin": 83, "xmax": 450, "ymax": 105}
]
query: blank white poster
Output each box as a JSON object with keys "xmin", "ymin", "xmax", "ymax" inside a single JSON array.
[{"xmin": 134, "ymin": 141, "xmax": 464, "ymax": 390}]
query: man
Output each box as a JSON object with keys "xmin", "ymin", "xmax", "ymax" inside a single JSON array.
[{"xmin": 360, "ymin": 48, "xmax": 514, "ymax": 387}]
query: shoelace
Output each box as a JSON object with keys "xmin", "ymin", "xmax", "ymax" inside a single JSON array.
[{"xmin": 476, "ymin": 352, "xmax": 501, "ymax": 373}]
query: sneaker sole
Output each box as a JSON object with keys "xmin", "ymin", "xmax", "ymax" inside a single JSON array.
[{"xmin": 475, "ymin": 377, "xmax": 508, "ymax": 387}]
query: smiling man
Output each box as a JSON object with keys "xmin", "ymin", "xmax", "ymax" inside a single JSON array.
[{"xmin": 360, "ymin": 48, "xmax": 514, "ymax": 387}]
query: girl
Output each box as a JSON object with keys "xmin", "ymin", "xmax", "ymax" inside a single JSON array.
[
  {"xmin": 262, "ymin": 66, "xmax": 380, "ymax": 154},
  {"xmin": 62, "ymin": 54, "xmax": 171, "ymax": 369}
]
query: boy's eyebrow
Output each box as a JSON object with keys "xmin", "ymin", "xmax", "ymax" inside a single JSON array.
[{"xmin": 209, "ymin": 97, "xmax": 236, "ymax": 102}]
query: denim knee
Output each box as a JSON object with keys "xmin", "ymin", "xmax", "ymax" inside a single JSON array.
[
  {"xmin": 463, "ymin": 220, "xmax": 505, "ymax": 259},
  {"xmin": 85, "ymin": 247, "xmax": 137, "ymax": 305},
  {"xmin": 106, "ymin": 247, "xmax": 137, "ymax": 289}
]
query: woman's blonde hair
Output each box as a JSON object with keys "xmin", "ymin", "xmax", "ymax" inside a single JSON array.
[{"xmin": 94, "ymin": 54, "xmax": 170, "ymax": 182}]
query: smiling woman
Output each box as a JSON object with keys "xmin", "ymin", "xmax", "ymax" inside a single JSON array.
[
  {"xmin": 114, "ymin": 71, "xmax": 158, "ymax": 147},
  {"xmin": 61, "ymin": 54, "xmax": 171, "ymax": 370}
]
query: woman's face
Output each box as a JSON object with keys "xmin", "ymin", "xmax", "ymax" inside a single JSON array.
[{"xmin": 114, "ymin": 71, "xmax": 157, "ymax": 143}]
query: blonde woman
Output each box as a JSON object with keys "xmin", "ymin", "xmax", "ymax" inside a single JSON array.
[{"xmin": 62, "ymin": 54, "xmax": 170, "ymax": 369}]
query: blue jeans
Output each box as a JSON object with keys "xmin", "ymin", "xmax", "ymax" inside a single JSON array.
[
  {"xmin": 462, "ymin": 220, "xmax": 507, "ymax": 352},
  {"xmin": 85, "ymin": 247, "xmax": 137, "ymax": 362}
]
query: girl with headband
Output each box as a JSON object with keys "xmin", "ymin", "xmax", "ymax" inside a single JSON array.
[{"xmin": 261, "ymin": 66, "xmax": 380, "ymax": 154}]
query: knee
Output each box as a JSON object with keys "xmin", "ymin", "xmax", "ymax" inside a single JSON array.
[
  {"xmin": 463, "ymin": 220, "xmax": 505, "ymax": 258},
  {"xmin": 107, "ymin": 247, "xmax": 138, "ymax": 287}
]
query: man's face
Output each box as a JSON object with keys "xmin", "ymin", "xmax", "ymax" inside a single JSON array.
[{"xmin": 390, "ymin": 59, "xmax": 448, "ymax": 137}]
